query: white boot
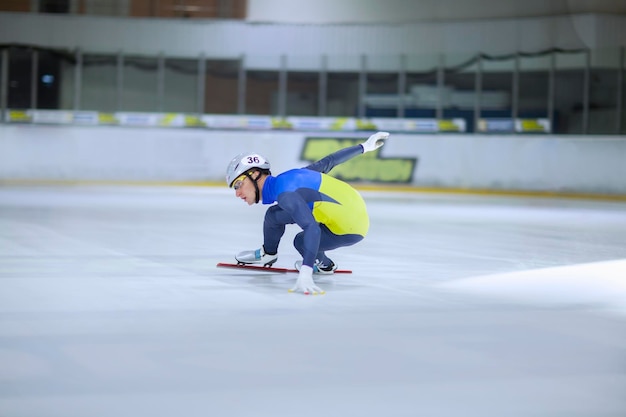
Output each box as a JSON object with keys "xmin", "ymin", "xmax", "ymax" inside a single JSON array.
[{"xmin": 235, "ymin": 246, "xmax": 278, "ymax": 266}]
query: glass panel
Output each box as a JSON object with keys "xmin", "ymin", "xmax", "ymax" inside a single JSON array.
[
  {"xmin": 40, "ymin": 0, "xmax": 70, "ymax": 13},
  {"xmin": 243, "ymin": 54, "xmax": 281, "ymax": 115},
  {"xmin": 205, "ymin": 59, "xmax": 239, "ymax": 114},
  {"xmin": 130, "ymin": 0, "xmax": 246, "ymax": 19},
  {"xmin": 0, "ymin": 49, "xmax": 5, "ymax": 114},
  {"xmin": 518, "ymin": 54, "xmax": 551, "ymax": 120},
  {"xmin": 0, "ymin": 0, "xmax": 31, "ymax": 12},
  {"xmin": 622, "ymin": 48, "xmax": 626, "ymax": 135},
  {"xmin": 481, "ymin": 55, "xmax": 514, "ymax": 120},
  {"xmin": 326, "ymin": 71, "xmax": 358, "ymax": 117},
  {"xmin": 444, "ymin": 53, "xmax": 478, "ymax": 132},
  {"xmin": 56, "ymin": 50, "xmax": 75, "ymax": 110},
  {"xmin": 589, "ymin": 47, "xmax": 621, "ymax": 134},
  {"xmin": 326, "ymin": 55, "xmax": 360, "ymax": 117},
  {"xmin": 122, "ymin": 56, "xmax": 158, "ymax": 112},
  {"xmin": 363, "ymin": 54, "xmax": 400, "ymax": 117},
  {"xmin": 81, "ymin": 54, "xmax": 117, "ymax": 112},
  {"xmin": 163, "ymin": 58, "xmax": 197, "ymax": 113},
  {"xmin": 554, "ymin": 51, "xmax": 586, "ymax": 134},
  {"xmin": 7, "ymin": 47, "xmax": 33, "ymax": 109},
  {"xmin": 405, "ymin": 54, "xmax": 440, "ymax": 119},
  {"xmin": 286, "ymin": 70, "xmax": 318, "ymax": 116},
  {"xmin": 245, "ymin": 69, "xmax": 279, "ymax": 115},
  {"xmin": 365, "ymin": 71, "xmax": 400, "ymax": 117},
  {"xmin": 37, "ymin": 50, "xmax": 71, "ymax": 110},
  {"xmin": 84, "ymin": 0, "xmax": 127, "ymax": 16}
]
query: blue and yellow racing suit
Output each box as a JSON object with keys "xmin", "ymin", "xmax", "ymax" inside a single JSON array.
[{"xmin": 260, "ymin": 145, "xmax": 369, "ymax": 268}]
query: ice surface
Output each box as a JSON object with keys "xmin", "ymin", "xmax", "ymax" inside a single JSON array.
[{"xmin": 1, "ymin": 186, "xmax": 625, "ymax": 417}]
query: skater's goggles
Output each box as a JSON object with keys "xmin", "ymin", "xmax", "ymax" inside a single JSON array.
[{"xmin": 231, "ymin": 174, "xmax": 247, "ymax": 190}]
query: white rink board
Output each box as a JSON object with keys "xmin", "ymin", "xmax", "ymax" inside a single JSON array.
[{"xmin": 0, "ymin": 125, "xmax": 625, "ymax": 194}]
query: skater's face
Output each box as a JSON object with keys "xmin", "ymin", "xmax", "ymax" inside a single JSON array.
[{"xmin": 233, "ymin": 172, "xmax": 259, "ymax": 205}]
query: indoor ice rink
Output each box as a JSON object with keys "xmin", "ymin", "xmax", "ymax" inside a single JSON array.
[
  {"xmin": 2, "ymin": 0, "xmax": 626, "ymax": 416},
  {"xmin": 1, "ymin": 185, "xmax": 625, "ymax": 416}
]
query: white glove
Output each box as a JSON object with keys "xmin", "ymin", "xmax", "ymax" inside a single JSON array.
[
  {"xmin": 361, "ymin": 131, "xmax": 389, "ymax": 153},
  {"xmin": 289, "ymin": 265, "xmax": 325, "ymax": 295}
]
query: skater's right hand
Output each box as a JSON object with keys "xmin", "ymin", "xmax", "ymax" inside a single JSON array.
[{"xmin": 289, "ymin": 265, "xmax": 325, "ymax": 295}]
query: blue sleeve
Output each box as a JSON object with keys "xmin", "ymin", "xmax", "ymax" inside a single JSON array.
[
  {"xmin": 276, "ymin": 191, "xmax": 320, "ymax": 267},
  {"xmin": 305, "ymin": 144, "xmax": 364, "ymax": 174}
]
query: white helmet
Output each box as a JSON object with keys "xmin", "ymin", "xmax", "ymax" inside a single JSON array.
[{"xmin": 226, "ymin": 152, "xmax": 271, "ymax": 188}]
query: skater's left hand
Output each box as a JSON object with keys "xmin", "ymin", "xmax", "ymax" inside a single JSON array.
[
  {"xmin": 289, "ymin": 265, "xmax": 325, "ymax": 295},
  {"xmin": 361, "ymin": 131, "xmax": 389, "ymax": 153}
]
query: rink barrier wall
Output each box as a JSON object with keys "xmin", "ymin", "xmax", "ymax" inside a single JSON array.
[
  {"xmin": 0, "ymin": 125, "xmax": 624, "ymax": 198},
  {"xmin": 2, "ymin": 109, "xmax": 551, "ymax": 134},
  {"xmin": 3, "ymin": 110, "xmax": 472, "ymax": 134}
]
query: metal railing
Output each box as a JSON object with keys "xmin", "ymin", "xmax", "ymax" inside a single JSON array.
[{"xmin": 1, "ymin": 44, "xmax": 625, "ymax": 134}]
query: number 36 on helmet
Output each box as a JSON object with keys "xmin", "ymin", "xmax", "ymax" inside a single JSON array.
[{"xmin": 226, "ymin": 152, "xmax": 271, "ymax": 188}]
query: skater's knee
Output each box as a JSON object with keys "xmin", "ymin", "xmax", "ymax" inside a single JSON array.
[{"xmin": 293, "ymin": 232, "xmax": 305, "ymax": 252}]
